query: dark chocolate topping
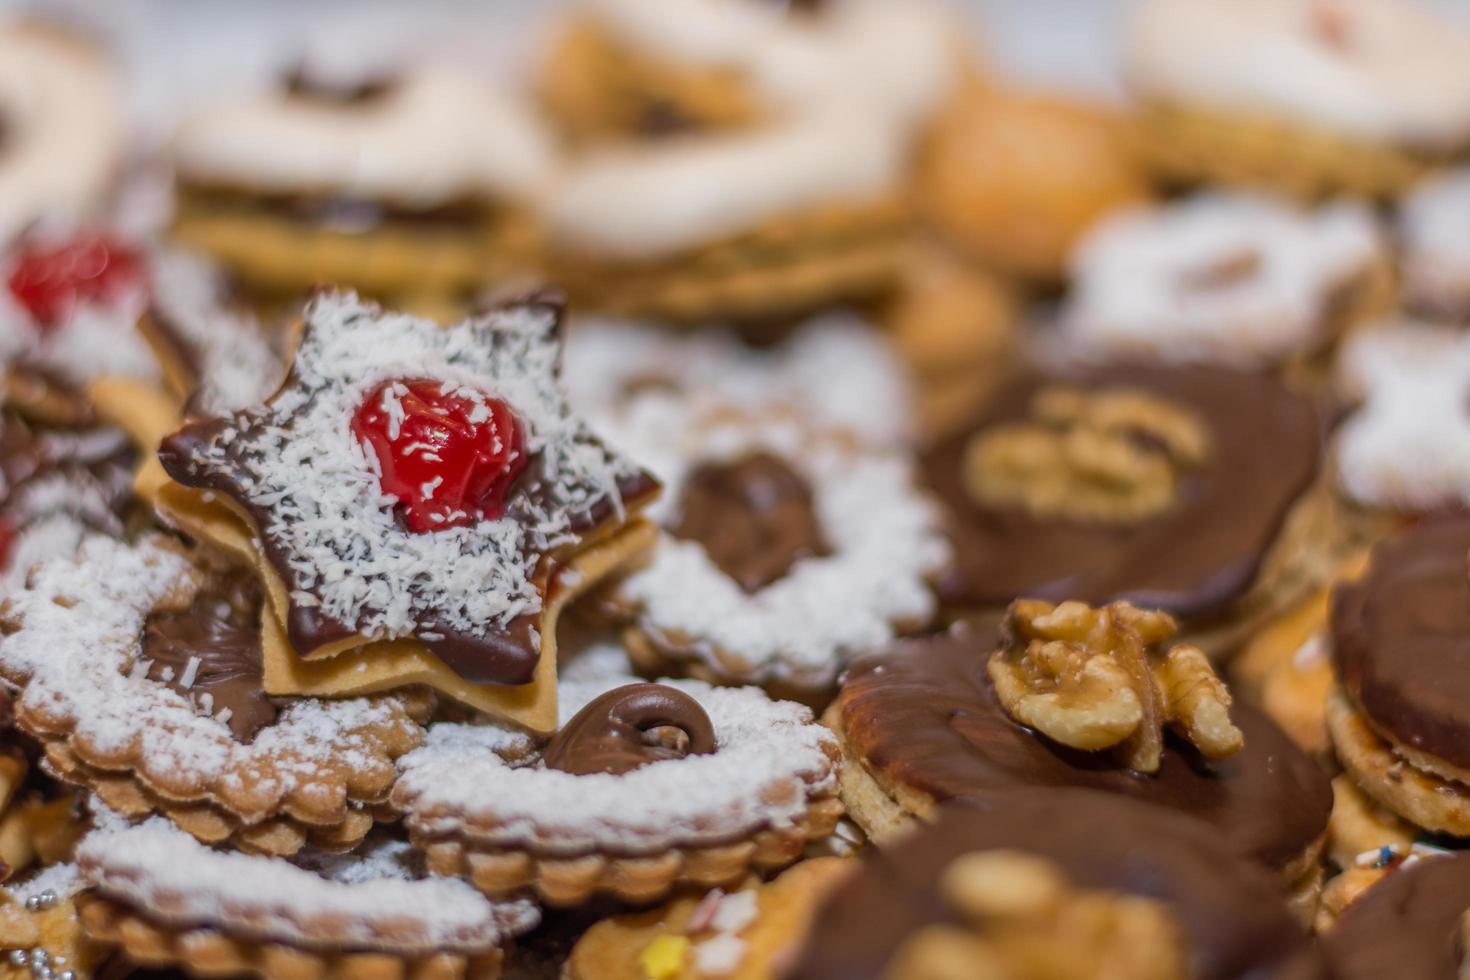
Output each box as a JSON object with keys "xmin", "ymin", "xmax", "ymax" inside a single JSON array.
[
  {"xmin": 282, "ymin": 65, "xmax": 396, "ymax": 106},
  {"xmin": 142, "ymin": 576, "xmax": 278, "ymax": 743},
  {"xmin": 543, "ymin": 682, "xmax": 717, "ymax": 776},
  {"xmin": 1331, "ymin": 518, "xmax": 1470, "ymax": 770},
  {"xmin": 672, "ymin": 451, "xmax": 828, "ymax": 593},
  {"xmin": 1325, "ymin": 852, "xmax": 1470, "ymax": 980},
  {"xmin": 922, "ymin": 364, "xmax": 1322, "ymax": 622},
  {"xmin": 0, "ymin": 411, "xmax": 134, "ymax": 537},
  {"xmin": 790, "ymin": 790, "xmax": 1326, "ymax": 980},
  {"xmin": 836, "ymin": 622, "xmax": 1331, "ymax": 870}
]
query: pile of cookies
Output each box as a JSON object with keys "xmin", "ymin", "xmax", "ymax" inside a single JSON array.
[{"xmin": 2, "ymin": 0, "xmax": 1470, "ymax": 976}]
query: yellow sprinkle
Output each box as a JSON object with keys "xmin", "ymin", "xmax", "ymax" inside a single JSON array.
[{"xmin": 639, "ymin": 934, "xmax": 690, "ymax": 980}]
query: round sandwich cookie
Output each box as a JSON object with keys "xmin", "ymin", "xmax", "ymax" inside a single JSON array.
[
  {"xmin": 826, "ymin": 599, "xmax": 1332, "ymax": 913},
  {"xmin": 1324, "ymin": 850, "xmax": 1470, "ymax": 980},
  {"xmin": 391, "ymin": 647, "xmax": 842, "ymax": 907},
  {"xmin": 788, "ymin": 789, "xmax": 1327, "ymax": 980},
  {"xmin": 920, "ymin": 360, "xmax": 1338, "ymax": 657}
]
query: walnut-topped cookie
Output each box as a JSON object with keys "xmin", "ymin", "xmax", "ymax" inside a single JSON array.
[
  {"xmin": 0, "ymin": 536, "xmax": 431, "ymax": 856},
  {"xmin": 150, "ymin": 290, "xmax": 659, "ymax": 731}
]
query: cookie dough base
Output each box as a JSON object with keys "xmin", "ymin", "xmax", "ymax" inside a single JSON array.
[
  {"xmin": 824, "ymin": 703, "xmax": 1325, "ymax": 921},
  {"xmin": 1141, "ymin": 103, "xmax": 1451, "ymax": 200},
  {"xmin": 415, "ymin": 793, "xmax": 844, "ymax": 908},
  {"xmin": 77, "ymin": 894, "xmax": 505, "ymax": 980},
  {"xmin": 1327, "ymin": 686, "xmax": 1470, "ymax": 836}
]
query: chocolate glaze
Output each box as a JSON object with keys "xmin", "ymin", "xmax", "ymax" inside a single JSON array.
[
  {"xmin": 142, "ymin": 576, "xmax": 278, "ymax": 742},
  {"xmin": 789, "ymin": 790, "xmax": 1327, "ymax": 980},
  {"xmin": 0, "ymin": 411, "xmax": 134, "ymax": 540},
  {"xmin": 922, "ymin": 365, "xmax": 1322, "ymax": 622},
  {"xmin": 282, "ymin": 65, "xmax": 397, "ymax": 106},
  {"xmin": 543, "ymin": 682, "xmax": 716, "ymax": 776},
  {"xmin": 181, "ymin": 182, "xmax": 496, "ymax": 231},
  {"xmin": 837, "ymin": 622, "xmax": 1331, "ymax": 871},
  {"xmin": 672, "ymin": 451, "xmax": 828, "ymax": 593},
  {"xmin": 156, "ymin": 296, "xmax": 659, "ymax": 687},
  {"xmin": 1325, "ymin": 852, "xmax": 1470, "ymax": 980},
  {"xmin": 1331, "ymin": 518, "xmax": 1470, "ymax": 771}
]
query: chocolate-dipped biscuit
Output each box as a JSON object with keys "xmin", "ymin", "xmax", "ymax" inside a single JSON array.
[
  {"xmin": 923, "ymin": 364, "xmax": 1322, "ymax": 625},
  {"xmin": 831, "ymin": 621, "xmax": 1331, "ymax": 875},
  {"xmin": 1325, "ymin": 852, "xmax": 1470, "ymax": 980},
  {"xmin": 789, "ymin": 790, "xmax": 1326, "ymax": 980}
]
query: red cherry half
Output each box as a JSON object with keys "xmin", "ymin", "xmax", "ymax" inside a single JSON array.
[
  {"xmin": 352, "ymin": 378, "xmax": 528, "ymax": 533},
  {"xmin": 7, "ymin": 233, "xmax": 145, "ymax": 330}
]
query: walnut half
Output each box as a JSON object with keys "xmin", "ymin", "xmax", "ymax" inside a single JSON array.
[
  {"xmin": 989, "ymin": 599, "xmax": 1243, "ymax": 774},
  {"xmin": 883, "ymin": 849, "xmax": 1188, "ymax": 980}
]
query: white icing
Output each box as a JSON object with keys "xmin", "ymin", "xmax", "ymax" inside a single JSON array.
[
  {"xmin": 1128, "ymin": 0, "xmax": 1470, "ymax": 149},
  {"xmin": 172, "ymin": 66, "xmax": 554, "ymax": 206},
  {"xmin": 1060, "ymin": 193, "xmax": 1382, "ymax": 367},
  {"xmin": 392, "ymin": 663, "xmax": 838, "ymax": 856},
  {"xmin": 1399, "ymin": 168, "xmax": 1470, "ymax": 319},
  {"xmin": 172, "ymin": 292, "xmax": 642, "ymax": 648},
  {"xmin": 563, "ymin": 312, "xmax": 912, "ymax": 448},
  {"xmin": 4, "ymin": 863, "xmax": 82, "ymax": 904},
  {"xmin": 543, "ymin": 0, "xmax": 956, "ymax": 256},
  {"xmin": 147, "ymin": 248, "xmax": 282, "ymax": 414},
  {"xmin": 1334, "ymin": 321, "xmax": 1470, "ymax": 511},
  {"xmin": 78, "ymin": 819, "xmax": 538, "ymax": 954},
  {"xmin": 0, "ymin": 535, "xmax": 423, "ymax": 799},
  {"xmin": 0, "ymin": 28, "xmax": 124, "ymax": 244}
]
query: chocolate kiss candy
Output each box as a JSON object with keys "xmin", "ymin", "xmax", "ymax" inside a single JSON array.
[{"xmin": 543, "ymin": 683, "xmax": 717, "ymax": 776}]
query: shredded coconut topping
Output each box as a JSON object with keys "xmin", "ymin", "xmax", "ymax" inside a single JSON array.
[
  {"xmin": 1334, "ymin": 320, "xmax": 1470, "ymax": 511},
  {"xmin": 0, "ymin": 535, "xmax": 420, "ymax": 796},
  {"xmin": 1399, "ymin": 167, "xmax": 1470, "ymax": 320},
  {"xmin": 393, "ymin": 659, "xmax": 838, "ymax": 856},
  {"xmin": 170, "ymin": 291, "xmax": 644, "ymax": 646},
  {"xmin": 1061, "ymin": 193, "xmax": 1382, "ymax": 367},
  {"xmin": 78, "ymin": 818, "xmax": 538, "ymax": 953},
  {"xmin": 147, "ymin": 248, "xmax": 283, "ymax": 415},
  {"xmin": 564, "ymin": 312, "xmax": 912, "ymax": 448}
]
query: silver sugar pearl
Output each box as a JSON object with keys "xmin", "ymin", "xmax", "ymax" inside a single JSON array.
[
  {"xmin": 8, "ymin": 949, "xmax": 27, "ymax": 966},
  {"xmin": 56, "ymin": 972, "xmax": 75, "ymax": 980},
  {"xmin": 22, "ymin": 897, "xmax": 38, "ymax": 912},
  {"xmin": 33, "ymin": 965, "xmax": 53, "ymax": 980},
  {"xmin": 27, "ymin": 948, "xmax": 47, "ymax": 966},
  {"xmin": 37, "ymin": 890, "xmax": 56, "ymax": 909}
]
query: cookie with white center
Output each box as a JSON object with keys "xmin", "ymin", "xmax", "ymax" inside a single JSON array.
[
  {"xmin": 150, "ymin": 290, "xmax": 659, "ymax": 732},
  {"xmin": 0, "ymin": 535, "xmax": 432, "ymax": 856},
  {"xmin": 391, "ymin": 653, "xmax": 843, "ymax": 906},
  {"xmin": 170, "ymin": 63, "xmax": 553, "ymax": 309},
  {"xmin": 1058, "ymin": 193, "xmax": 1390, "ymax": 371},
  {"xmin": 75, "ymin": 819, "xmax": 539, "ymax": 979},
  {"xmin": 586, "ymin": 386, "xmax": 945, "ymax": 695}
]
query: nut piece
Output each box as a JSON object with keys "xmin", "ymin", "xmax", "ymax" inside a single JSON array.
[
  {"xmin": 884, "ymin": 850, "xmax": 1188, "ymax": 980},
  {"xmin": 989, "ymin": 599, "xmax": 1243, "ymax": 774},
  {"xmin": 962, "ymin": 385, "xmax": 1209, "ymax": 524}
]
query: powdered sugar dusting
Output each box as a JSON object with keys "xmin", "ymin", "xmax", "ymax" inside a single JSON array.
[
  {"xmin": 1334, "ymin": 321, "xmax": 1470, "ymax": 511},
  {"xmin": 0, "ymin": 535, "xmax": 418, "ymax": 794},
  {"xmin": 78, "ymin": 818, "xmax": 538, "ymax": 953},
  {"xmin": 1061, "ymin": 193, "xmax": 1382, "ymax": 367},
  {"xmin": 1400, "ymin": 167, "xmax": 1470, "ymax": 320},
  {"xmin": 393, "ymin": 661, "xmax": 838, "ymax": 855},
  {"xmin": 5, "ymin": 862, "xmax": 82, "ymax": 904},
  {"xmin": 170, "ymin": 291, "xmax": 644, "ymax": 647}
]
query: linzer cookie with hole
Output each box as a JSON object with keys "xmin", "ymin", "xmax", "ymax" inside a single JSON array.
[
  {"xmin": 788, "ymin": 789, "xmax": 1327, "ymax": 980},
  {"xmin": 584, "ymin": 386, "xmax": 946, "ymax": 696},
  {"xmin": 922, "ymin": 362, "xmax": 1338, "ymax": 657},
  {"xmin": 150, "ymin": 290, "xmax": 658, "ymax": 732},
  {"xmin": 1058, "ymin": 193, "xmax": 1390, "ymax": 373},
  {"xmin": 1128, "ymin": 0, "xmax": 1470, "ymax": 199},
  {"xmin": 825, "ymin": 601, "xmax": 1332, "ymax": 914},
  {"xmin": 170, "ymin": 65, "xmax": 553, "ymax": 309},
  {"xmin": 0, "ymin": 536, "xmax": 432, "ymax": 856},
  {"xmin": 75, "ymin": 817, "xmax": 539, "ymax": 979},
  {"xmin": 391, "ymin": 649, "xmax": 842, "ymax": 906},
  {"xmin": 538, "ymin": 0, "xmax": 962, "ymax": 320}
]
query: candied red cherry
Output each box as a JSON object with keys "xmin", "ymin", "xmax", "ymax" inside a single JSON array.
[
  {"xmin": 6, "ymin": 233, "xmax": 145, "ymax": 330},
  {"xmin": 0, "ymin": 516, "xmax": 14, "ymax": 573},
  {"xmin": 352, "ymin": 378, "xmax": 528, "ymax": 533}
]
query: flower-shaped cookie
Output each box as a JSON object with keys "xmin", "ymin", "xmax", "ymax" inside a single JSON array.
[
  {"xmin": 0, "ymin": 536, "xmax": 431, "ymax": 855},
  {"xmin": 391, "ymin": 651, "xmax": 843, "ymax": 905},
  {"xmin": 154, "ymin": 291, "xmax": 659, "ymax": 731}
]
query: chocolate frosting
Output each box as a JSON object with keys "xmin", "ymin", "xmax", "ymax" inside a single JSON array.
[
  {"xmin": 672, "ymin": 451, "xmax": 828, "ymax": 593},
  {"xmin": 789, "ymin": 790, "xmax": 1326, "ymax": 980},
  {"xmin": 0, "ymin": 411, "xmax": 134, "ymax": 535},
  {"xmin": 837, "ymin": 622, "xmax": 1331, "ymax": 871},
  {"xmin": 1325, "ymin": 852, "xmax": 1470, "ymax": 980},
  {"xmin": 922, "ymin": 365, "xmax": 1322, "ymax": 622},
  {"xmin": 1332, "ymin": 518, "xmax": 1470, "ymax": 771},
  {"xmin": 543, "ymin": 682, "xmax": 716, "ymax": 776},
  {"xmin": 142, "ymin": 577, "xmax": 278, "ymax": 742}
]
